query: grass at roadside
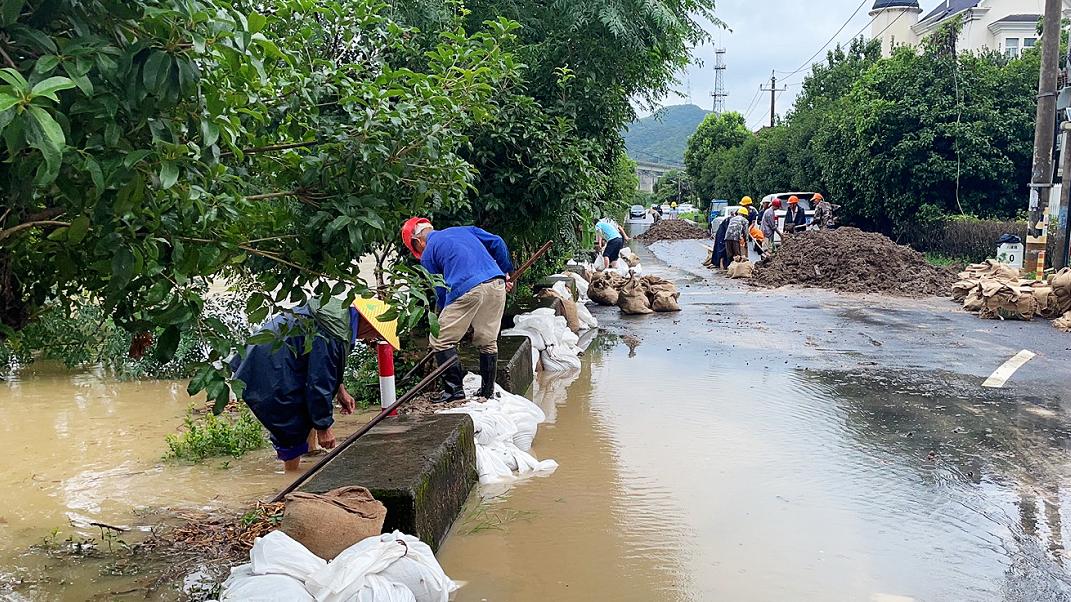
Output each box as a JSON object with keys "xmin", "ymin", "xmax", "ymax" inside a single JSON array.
[{"xmin": 924, "ymin": 252, "xmax": 969, "ymax": 270}]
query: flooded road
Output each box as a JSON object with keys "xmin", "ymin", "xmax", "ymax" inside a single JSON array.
[
  {"xmin": 0, "ymin": 362, "xmax": 372, "ymax": 600},
  {"xmin": 6, "ymin": 238, "xmax": 1071, "ymax": 600},
  {"xmin": 439, "ymin": 241, "xmax": 1071, "ymax": 601}
]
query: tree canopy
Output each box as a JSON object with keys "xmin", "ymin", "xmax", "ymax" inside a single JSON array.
[
  {"xmin": 686, "ymin": 32, "xmax": 1039, "ymax": 236},
  {"xmin": 2, "ymin": 0, "xmax": 718, "ymax": 406}
]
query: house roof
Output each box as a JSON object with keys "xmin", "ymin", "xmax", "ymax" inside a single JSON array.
[
  {"xmin": 921, "ymin": 0, "xmax": 980, "ymax": 23},
  {"xmin": 871, "ymin": 0, "xmax": 920, "ymax": 9},
  {"xmin": 990, "ymin": 13, "xmax": 1041, "ymax": 24}
]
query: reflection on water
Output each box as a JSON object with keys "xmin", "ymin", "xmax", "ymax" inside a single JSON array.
[
  {"xmin": 441, "ymin": 335, "xmax": 1071, "ymax": 601},
  {"xmin": 0, "ymin": 362, "xmax": 371, "ymax": 600}
]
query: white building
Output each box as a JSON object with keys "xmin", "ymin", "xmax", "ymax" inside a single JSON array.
[{"xmin": 870, "ymin": 0, "xmax": 1071, "ymax": 57}]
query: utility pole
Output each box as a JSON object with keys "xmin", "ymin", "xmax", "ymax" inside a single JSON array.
[
  {"xmin": 760, "ymin": 70, "xmax": 787, "ymax": 128},
  {"xmin": 1026, "ymin": 0, "xmax": 1063, "ymax": 276},
  {"xmin": 712, "ymin": 48, "xmax": 728, "ymax": 115}
]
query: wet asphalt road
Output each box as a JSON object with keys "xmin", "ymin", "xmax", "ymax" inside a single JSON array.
[{"xmin": 586, "ymin": 239, "xmax": 1071, "ymax": 600}]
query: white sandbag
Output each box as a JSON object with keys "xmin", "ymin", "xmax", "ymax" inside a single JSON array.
[
  {"xmin": 250, "ymin": 530, "xmax": 327, "ymax": 582},
  {"xmin": 442, "ymin": 379, "xmax": 557, "ymax": 484},
  {"xmin": 511, "ymin": 308, "xmax": 583, "ymax": 372},
  {"xmin": 559, "ymin": 271, "xmax": 590, "ymax": 302},
  {"xmin": 474, "ymin": 443, "xmax": 519, "ymax": 484},
  {"xmin": 220, "ymin": 566, "xmax": 314, "ymax": 602},
  {"xmin": 551, "ymin": 280, "xmax": 574, "ymax": 301},
  {"xmin": 349, "ymin": 574, "xmax": 417, "ymax": 602},
  {"xmin": 305, "ymin": 532, "xmax": 457, "ymax": 602},
  {"xmin": 576, "ymin": 302, "xmax": 598, "ymax": 329},
  {"xmin": 374, "ymin": 535, "xmax": 455, "ymax": 602}
]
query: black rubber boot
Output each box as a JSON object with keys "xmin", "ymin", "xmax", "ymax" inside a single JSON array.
[
  {"xmin": 478, "ymin": 353, "xmax": 498, "ymax": 399},
  {"xmin": 433, "ymin": 349, "xmax": 466, "ymax": 404}
]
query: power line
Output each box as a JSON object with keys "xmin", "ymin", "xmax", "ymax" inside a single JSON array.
[
  {"xmin": 870, "ymin": 5, "xmax": 911, "ymax": 44},
  {"xmin": 749, "ymin": 89, "xmax": 787, "ymax": 131},
  {"xmin": 776, "ymin": 0, "xmax": 870, "ymax": 79},
  {"xmin": 741, "ymin": 86, "xmax": 763, "ymax": 120}
]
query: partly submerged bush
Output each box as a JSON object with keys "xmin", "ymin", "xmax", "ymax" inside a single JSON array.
[{"xmin": 166, "ymin": 406, "xmax": 267, "ymax": 462}]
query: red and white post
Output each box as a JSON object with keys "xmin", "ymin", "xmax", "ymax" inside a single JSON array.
[{"xmin": 377, "ymin": 341, "xmax": 397, "ymax": 416}]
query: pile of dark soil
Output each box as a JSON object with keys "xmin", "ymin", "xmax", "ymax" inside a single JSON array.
[
  {"xmin": 636, "ymin": 219, "xmax": 708, "ymax": 243},
  {"xmin": 752, "ymin": 227, "xmax": 957, "ymax": 297}
]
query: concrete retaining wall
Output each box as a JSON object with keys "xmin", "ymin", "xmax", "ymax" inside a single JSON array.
[{"xmin": 299, "ymin": 413, "xmax": 477, "ymax": 552}]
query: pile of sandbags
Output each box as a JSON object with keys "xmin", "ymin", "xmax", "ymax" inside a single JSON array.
[
  {"xmin": 217, "ymin": 530, "xmax": 457, "ymax": 602},
  {"xmin": 953, "ymin": 262, "xmax": 1071, "ymax": 324},
  {"xmin": 587, "ymin": 272, "xmax": 681, "ymax": 314},
  {"xmin": 504, "ymin": 308, "xmax": 584, "ymax": 372},
  {"xmin": 436, "ymin": 375, "xmax": 558, "ymax": 485}
]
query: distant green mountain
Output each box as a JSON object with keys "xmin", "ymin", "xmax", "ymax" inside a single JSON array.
[{"xmin": 624, "ymin": 104, "xmax": 709, "ymax": 167}]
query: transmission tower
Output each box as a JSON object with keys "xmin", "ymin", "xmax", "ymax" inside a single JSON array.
[{"xmin": 712, "ymin": 48, "xmax": 728, "ymax": 114}]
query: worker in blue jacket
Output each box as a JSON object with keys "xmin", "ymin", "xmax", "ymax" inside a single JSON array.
[
  {"xmin": 232, "ymin": 298, "xmax": 384, "ymax": 471},
  {"xmin": 401, "ymin": 218, "xmax": 514, "ymax": 403}
]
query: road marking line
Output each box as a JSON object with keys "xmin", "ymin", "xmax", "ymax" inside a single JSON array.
[{"xmin": 982, "ymin": 350, "xmax": 1037, "ymax": 388}]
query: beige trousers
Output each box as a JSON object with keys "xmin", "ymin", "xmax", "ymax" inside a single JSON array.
[{"xmin": 430, "ymin": 279, "xmax": 507, "ymax": 354}]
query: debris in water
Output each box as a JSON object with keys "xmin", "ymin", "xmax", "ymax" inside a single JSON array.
[{"xmin": 752, "ymin": 228, "xmax": 956, "ymax": 297}]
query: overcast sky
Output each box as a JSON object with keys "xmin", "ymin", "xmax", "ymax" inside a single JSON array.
[{"xmin": 645, "ymin": 0, "xmax": 882, "ymax": 129}]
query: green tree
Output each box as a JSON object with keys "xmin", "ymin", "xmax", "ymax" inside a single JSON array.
[
  {"xmin": 0, "ymin": 0, "xmax": 517, "ymax": 409},
  {"xmin": 684, "ymin": 111, "xmax": 749, "ymax": 184},
  {"xmin": 654, "ymin": 169, "xmax": 698, "ymax": 206}
]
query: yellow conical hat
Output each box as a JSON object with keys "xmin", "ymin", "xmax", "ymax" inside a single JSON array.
[{"xmin": 352, "ymin": 297, "xmax": 401, "ymax": 350}]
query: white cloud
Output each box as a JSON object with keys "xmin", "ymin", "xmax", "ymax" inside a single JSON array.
[{"xmin": 646, "ymin": 0, "xmax": 880, "ymax": 129}]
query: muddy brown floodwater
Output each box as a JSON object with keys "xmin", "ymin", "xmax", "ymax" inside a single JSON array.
[
  {"xmin": 0, "ymin": 362, "xmax": 373, "ymax": 600},
  {"xmin": 7, "ymin": 239, "xmax": 1071, "ymax": 600}
]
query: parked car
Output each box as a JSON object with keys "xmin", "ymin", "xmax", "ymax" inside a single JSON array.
[
  {"xmin": 761, "ymin": 192, "xmax": 817, "ymax": 244},
  {"xmin": 629, "ymin": 204, "xmax": 647, "ymax": 219},
  {"xmin": 676, "ymin": 203, "xmax": 696, "ymax": 214},
  {"xmin": 709, "ymin": 205, "xmax": 743, "ymax": 237}
]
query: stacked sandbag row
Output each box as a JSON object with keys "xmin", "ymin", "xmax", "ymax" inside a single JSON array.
[
  {"xmin": 587, "ymin": 272, "xmax": 681, "ymax": 314},
  {"xmin": 436, "ymin": 375, "xmax": 558, "ymax": 485},
  {"xmin": 218, "ymin": 529, "xmax": 456, "ymax": 602},
  {"xmin": 953, "ymin": 261, "xmax": 1071, "ymax": 327}
]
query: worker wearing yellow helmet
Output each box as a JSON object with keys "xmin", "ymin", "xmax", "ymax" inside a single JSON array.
[
  {"xmin": 740, "ymin": 196, "xmax": 759, "ymax": 225},
  {"xmin": 725, "ymin": 206, "xmax": 750, "ymax": 262}
]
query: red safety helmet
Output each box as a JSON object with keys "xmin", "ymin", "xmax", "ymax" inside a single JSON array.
[
  {"xmin": 772, "ymin": 199, "xmax": 783, "ymax": 209},
  {"xmin": 401, "ymin": 217, "xmax": 431, "ymax": 259}
]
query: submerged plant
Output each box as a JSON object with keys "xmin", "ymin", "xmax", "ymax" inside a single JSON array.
[{"xmin": 165, "ymin": 406, "xmax": 267, "ymax": 462}]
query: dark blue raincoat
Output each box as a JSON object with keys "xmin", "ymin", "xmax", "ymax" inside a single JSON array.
[
  {"xmin": 713, "ymin": 218, "xmax": 731, "ymax": 269},
  {"xmin": 232, "ymin": 305, "xmax": 359, "ymax": 461}
]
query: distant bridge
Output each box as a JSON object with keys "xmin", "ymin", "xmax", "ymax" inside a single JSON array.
[{"xmin": 635, "ymin": 161, "xmax": 677, "ymax": 193}]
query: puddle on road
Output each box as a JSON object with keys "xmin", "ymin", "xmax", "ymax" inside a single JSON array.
[
  {"xmin": 0, "ymin": 362, "xmax": 371, "ymax": 600},
  {"xmin": 440, "ymin": 334, "xmax": 1071, "ymax": 601}
]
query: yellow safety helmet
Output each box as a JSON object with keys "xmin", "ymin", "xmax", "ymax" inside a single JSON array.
[
  {"xmin": 737, "ymin": 207, "xmax": 749, "ymax": 216},
  {"xmin": 741, "ymin": 196, "xmax": 753, "ymax": 206}
]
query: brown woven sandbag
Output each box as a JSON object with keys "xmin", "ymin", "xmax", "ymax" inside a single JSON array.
[
  {"xmin": 962, "ymin": 286, "xmax": 984, "ymax": 313},
  {"xmin": 1053, "ymin": 268, "xmax": 1071, "ymax": 299},
  {"xmin": 617, "ymin": 276, "xmax": 653, "ymax": 315},
  {"xmin": 280, "ymin": 486, "xmax": 386, "ymax": 560},
  {"xmin": 588, "ymin": 279, "xmax": 619, "ymax": 306},
  {"xmin": 980, "ymin": 285, "xmax": 1037, "ymax": 321},
  {"xmin": 651, "ymin": 291, "xmax": 682, "ymax": 312},
  {"xmin": 951, "ymin": 280, "xmax": 978, "ymax": 303},
  {"xmin": 1054, "ymin": 311, "xmax": 1071, "ymax": 332},
  {"xmin": 539, "ymin": 290, "xmax": 581, "ymax": 333},
  {"xmin": 727, "ymin": 257, "xmax": 754, "ymax": 279}
]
